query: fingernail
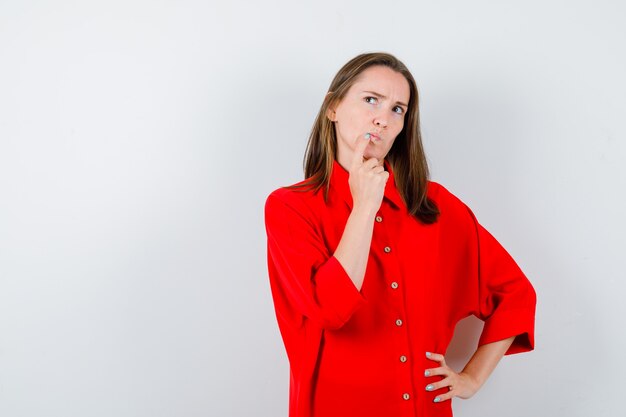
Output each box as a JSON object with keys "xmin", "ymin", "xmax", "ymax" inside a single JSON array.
[
  {"xmin": 434, "ymin": 397, "xmax": 441, "ymax": 403},
  {"xmin": 424, "ymin": 370, "xmax": 430, "ymax": 377},
  {"xmin": 364, "ymin": 133, "xmax": 371, "ymax": 139},
  {"xmin": 426, "ymin": 351, "xmax": 431, "ymax": 357},
  {"xmin": 426, "ymin": 384, "xmax": 434, "ymax": 391}
]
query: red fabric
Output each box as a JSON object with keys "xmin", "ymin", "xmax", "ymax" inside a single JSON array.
[{"xmin": 264, "ymin": 158, "xmax": 536, "ymax": 417}]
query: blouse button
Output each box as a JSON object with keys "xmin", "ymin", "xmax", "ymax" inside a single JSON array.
[
  {"xmin": 384, "ymin": 246, "xmax": 391, "ymax": 253},
  {"xmin": 375, "ymin": 215, "xmax": 383, "ymax": 222},
  {"xmin": 403, "ymin": 393, "xmax": 410, "ymax": 400},
  {"xmin": 395, "ymin": 319, "xmax": 403, "ymax": 326},
  {"xmin": 390, "ymin": 281, "xmax": 399, "ymax": 289},
  {"xmin": 400, "ymin": 355, "xmax": 407, "ymax": 363}
]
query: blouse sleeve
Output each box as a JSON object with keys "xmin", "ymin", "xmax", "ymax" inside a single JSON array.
[
  {"xmin": 264, "ymin": 192, "xmax": 367, "ymax": 331},
  {"xmin": 465, "ymin": 204, "xmax": 537, "ymax": 355}
]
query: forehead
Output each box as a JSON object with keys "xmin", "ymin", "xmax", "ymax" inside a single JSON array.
[{"xmin": 350, "ymin": 66, "xmax": 410, "ymax": 101}]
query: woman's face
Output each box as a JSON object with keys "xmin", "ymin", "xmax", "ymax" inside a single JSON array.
[{"xmin": 327, "ymin": 65, "xmax": 410, "ymax": 169}]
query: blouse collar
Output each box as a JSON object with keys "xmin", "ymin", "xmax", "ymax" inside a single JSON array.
[{"xmin": 330, "ymin": 158, "xmax": 404, "ymax": 210}]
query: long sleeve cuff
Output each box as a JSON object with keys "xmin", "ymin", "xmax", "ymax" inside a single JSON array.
[
  {"xmin": 478, "ymin": 306, "xmax": 536, "ymax": 355},
  {"xmin": 313, "ymin": 255, "xmax": 367, "ymax": 329}
]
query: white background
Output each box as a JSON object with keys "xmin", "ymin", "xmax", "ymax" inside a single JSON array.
[{"xmin": 1, "ymin": 1, "xmax": 624, "ymax": 416}]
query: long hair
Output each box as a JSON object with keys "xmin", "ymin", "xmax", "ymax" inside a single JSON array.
[{"xmin": 285, "ymin": 52, "xmax": 439, "ymax": 224}]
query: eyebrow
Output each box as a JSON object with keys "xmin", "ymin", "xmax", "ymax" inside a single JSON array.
[{"xmin": 362, "ymin": 90, "xmax": 408, "ymax": 108}]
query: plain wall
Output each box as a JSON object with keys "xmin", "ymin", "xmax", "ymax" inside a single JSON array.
[{"xmin": 1, "ymin": 1, "xmax": 624, "ymax": 416}]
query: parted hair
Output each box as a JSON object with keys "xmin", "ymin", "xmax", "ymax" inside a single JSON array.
[{"xmin": 284, "ymin": 51, "xmax": 440, "ymax": 224}]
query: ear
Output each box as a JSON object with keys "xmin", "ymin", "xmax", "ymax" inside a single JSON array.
[
  {"xmin": 325, "ymin": 91, "xmax": 337, "ymax": 122},
  {"xmin": 326, "ymin": 107, "xmax": 337, "ymax": 122}
]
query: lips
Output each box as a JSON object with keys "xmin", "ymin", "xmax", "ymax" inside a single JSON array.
[{"xmin": 369, "ymin": 133, "xmax": 381, "ymax": 141}]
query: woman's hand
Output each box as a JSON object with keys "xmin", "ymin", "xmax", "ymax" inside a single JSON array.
[
  {"xmin": 424, "ymin": 351, "xmax": 480, "ymax": 403},
  {"xmin": 349, "ymin": 133, "xmax": 388, "ymax": 214}
]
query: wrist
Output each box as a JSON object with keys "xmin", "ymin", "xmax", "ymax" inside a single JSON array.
[
  {"xmin": 351, "ymin": 203, "xmax": 378, "ymax": 218},
  {"xmin": 459, "ymin": 370, "xmax": 482, "ymax": 392}
]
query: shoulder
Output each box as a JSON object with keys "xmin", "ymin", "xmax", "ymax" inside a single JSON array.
[
  {"xmin": 426, "ymin": 180, "xmax": 477, "ymax": 224},
  {"xmin": 265, "ymin": 178, "xmax": 320, "ymax": 206},
  {"xmin": 264, "ymin": 179, "xmax": 325, "ymax": 222},
  {"xmin": 427, "ymin": 180, "xmax": 466, "ymax": 208}
]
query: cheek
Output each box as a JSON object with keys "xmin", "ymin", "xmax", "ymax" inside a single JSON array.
[
  {"xmin": 392, "ymin": 117, "xmax": 405, "ymax": 133},
  {"xmin": 336, "ymin": 106, "xmax": 359, "ymax": 126},
  {"xmin": 348, "ymin": 106, "xmax": 368, "ymax": 122}
]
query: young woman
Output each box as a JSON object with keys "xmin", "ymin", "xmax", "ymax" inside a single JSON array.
[{"xmin": 264, "ymin": 52, "xmax": 536, "ymax": 417}]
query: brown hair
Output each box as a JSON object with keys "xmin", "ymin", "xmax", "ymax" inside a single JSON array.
[{"xmin": 284, "ymin": 52, "xmax": 439, "ymax": 224}]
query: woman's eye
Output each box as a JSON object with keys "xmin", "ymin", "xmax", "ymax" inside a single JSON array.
[{"xmin": 366, "ymin": 97, "xmax": 404, "ymax": 115}]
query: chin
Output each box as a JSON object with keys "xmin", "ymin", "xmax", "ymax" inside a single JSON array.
[{"xmin": 365, "ymin": 153, "xmax": 384, "ymax": 162}]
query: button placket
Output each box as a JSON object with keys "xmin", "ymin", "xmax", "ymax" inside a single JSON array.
[{"xmin": 376, "ymin": 207, "xmax": 415, "ymax": 406}]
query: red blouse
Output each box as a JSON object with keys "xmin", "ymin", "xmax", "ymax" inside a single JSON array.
[{"xmin": 264, "ymin": 158, "xmax": 536, "ymax": 417}]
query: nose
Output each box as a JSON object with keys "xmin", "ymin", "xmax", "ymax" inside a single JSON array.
[{"xmin": 373, "ymin": 111, "xmax": 388, "ymax": 128}]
